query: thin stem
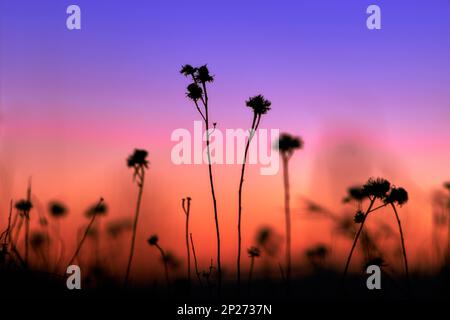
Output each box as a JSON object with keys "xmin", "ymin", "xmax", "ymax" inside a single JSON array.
[
  {"xmin": 390, "ymin": 203, "xmax": 410, "ymax": 293},
  {"xmin": 190, "ymin": 233, "xmax": 202, "ymax": 286},
  {"xmin": 341, "ymin": 198, "xmax": 376, "ymax": 287},
  {"xmin": 67, "ymin": 198, "xmax": 103, "ymax": 267},
  {"xmin": 124, "ymin": 169, "xmax": 146, "ymax": 287},
  {"xmin": 202, "ymin": 82, "xmax": 221, "ymax": 294},
  {"xmin": 282, "ymin": 155, "xmax": 292, "ymax": 291},
  {"xmin": 25, "ymin": 216, "xmax": 29, "ymax": 266},
  {"xmin": 237, "ymin": 112, "xmax": 258, "ymax": 292},
  {"xmin": 248, "ymin": 257, "xmax": 255, "ymax": 294},
  {"xmin": 156, "ymin": 244, "xmax": 169, "ymax": 289},
  {"xmin": 183, "ymin": 198, "xmax": 191, "ymax": 289}
]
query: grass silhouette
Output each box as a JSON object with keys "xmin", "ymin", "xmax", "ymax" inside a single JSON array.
[
  {"xmin": 181, "ymin": 64, "xmax": 222, "ymax": 293},
  {"xmin": 237, "ymin": 95, "xmax": 271, "ymax": 292},
  {"xmin": 124, "ymin": 149, "xmax": 149, "ymax": 287}
]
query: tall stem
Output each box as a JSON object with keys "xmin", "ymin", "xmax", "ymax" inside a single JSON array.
[
  {"xmin": 390, "ymin": 203, "xmax": 410, "ymax": 292},
  {"xmin": 190, "ymin": 233, "xmax": 202, "ymax": 286},
  {"xmin": 237, "ymin": 113, "xmax": 258, "ymax": 291},
  {"xmin": 68, "ymin": 214, "xmax": 97, "ymax": 267},
  {"xmin": 156, "ymin": 244, "xmax": 169, "ymax": 289},
  {"xmin": 184, "ymin": 199, "xmax": 191, "ymax": 288},
  {"xmin": 202, "ymin": 82, "xmax": 221, "ymax": 294},
  {"xmin": 341, "ymin": 198, "xmax": 375, "ymax": 286},
  {"xmin": 25, "ymin": 216, "xmax": 29, "ymax": 266},
  {"xmin": 248, "ymin": 257, "xmax": 255, "ymax": 294},
  {"xmin": 124, "ymin": 170, "xmax": 145, "ymax": 287},
  {"xmin": 282, "ymin": 155, "xmax": 291, "ymax": 290}
]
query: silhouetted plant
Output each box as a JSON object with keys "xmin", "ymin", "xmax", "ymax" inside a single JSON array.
[
  {"xmin": 182, "ymin": 197, "xmax": 192, "ymax": 289},
  {"xmin": 275, "ymin": 133, "xmax": 303, "ymax": 290},
  {"xmin": 247, "ymin": 246, "xmax": 261, "ymax": 293},
  {"xmin": 384, "ymin": 186, "xmax": 410, "ymax": 289},
  {"xmin": 181, "ymin": 64, "xmax": 222, "ymax": 292},
  {"xmin": 148, "ymin": 235, "xmax": 170, "ymax": 288},
  {"xmin": 124, "ymin": 148, "xmax": 149, "ymax": 287},
  {"xmin": 67, "ymin": 198, "xmax": 106, "ymax": 267},
  {"xmin": 342, "ymin": 178, "xmax": 411, "ymax": 292},
  {"xmin": 237, "ymin": 95, "xmax": 271, "ymax": 291}
]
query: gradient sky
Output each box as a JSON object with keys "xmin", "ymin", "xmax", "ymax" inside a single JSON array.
[{"xmin": 1, "ymin": 0, "xmax": 449, "ymax": 279}]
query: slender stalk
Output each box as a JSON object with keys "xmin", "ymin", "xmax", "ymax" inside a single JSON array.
[
  {"xmin": 341, "ymin": 198, "xmax": 376, "ymax": 286},
  {"xmin": 248, "ymin": 256, "xmax": 255, "ymax": 294},
  {"xmin": 67, "ymin": 214, "xmax": 96, "ymax": 267},
  {"xmin": 390, "ymin": 203, "xmax": 410, "ymax": 291},
  {"xmin": 201, "ymin": 82, "xmax": 222, "ymax": 293},
  {"xmin": 183, "ymin": 199, "xmax": 192, "ymax": 288},
  {"xmin": 67, "ymin": 198, "xmax": 103, "ymax": 267},
  {"xmin": 24, "ymin": 216, "xmax": 29, "ymax": 266},
  {"xmin": 190, "ymin": 233, "xmax": 202, "ymax": 286},
  {"xmin": 124, "ymin": 169, "xmax": 145, "ymax": 287},
  {"xmin": 237, "ymin": 113, "xmax": 258, "ymax": 291},
  {"xmin": 155, "ymin": 244, "xmax": 169, "ymax": 289},
  {"xmin": 282, "ymin": 155, "xmax": 292, "ymax": 290}
]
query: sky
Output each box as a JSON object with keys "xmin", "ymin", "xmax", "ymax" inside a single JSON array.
[{"xmin": 0, "ymin": 0, "xmax": 449, "ymax": 280}]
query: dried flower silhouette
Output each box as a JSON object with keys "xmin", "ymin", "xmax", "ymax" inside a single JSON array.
[
  {"xmin": 124, "ymin": 148, "xmax": 149, "ymax": 287},
  {"xmin": 237, "ymin": 94, "xmax": 271, "ymax": 291},
  {"xmin": 342, "ymin": 178, "xmax": 411, "ymax": 292},
  {"xmin": 67, "ymin": 198, "xmax": 106, "ymax": 267},
  {"xmin": 275, "ymin": 133, "xmax": 303, "ymax": 289},
  {"xmin": 180, "ymin": 64, "xmax": 222, "ymax": 292},
  {"xmin": 182, "ymin": 197, "xmax": 192, "ymax": 289},
  {"xmin": 148, "ymin": 234, "xmax": 169, "ymax": 288}
]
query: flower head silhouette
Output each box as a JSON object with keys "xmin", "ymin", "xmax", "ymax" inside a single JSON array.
[
  {"xmin": 127, "ymin": 149, "xmax": 149, "ymax": 180},
  {"xmin": 362, "ymin": 178, "xmax": 391, "ymax": 199},
  {"xmin": 196, "ymin": 65, "xmax": 214, "ymax": 83},
  {"xmin": 148, "ymin": 235, "xmax": 159, "ymax": 246},
  {"xmin": 354, "ymin": 210, "xmax": 365, "ymax": 223},
  {"xmin": 344, "ymin": 186, "xmax": 366, "ymax": 203},
  {"xmin": 186, "ymin": 83, "xmax": 203, "ymax": 101},
  {"xmin": 245, "ymin": 95, "xmax": 271, "ymax": 115},
  {"xmin": 385, "ymin": 187, "xmax": 409, "ymax": 206},
  {"xmin": 180, "ymin": 64, "xmax": 196, "ymax": 77},
  {"xmin": 15, "ymin": 199, "xmax": 32, "ymax": 214},
  {"xmin": 49, "ymin": 201, "xmax": 68, "ymax": 218},
  {"xmin": 85, "ymin": 202, "xmax": 108, "ymax": 218},
  {"xmin": 247, "ymin": 246, "xmax": 261, "ymax": 258},
  {"xmin": 276, "ymin": 133, "xmax": 304, "ymax": 158}
]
